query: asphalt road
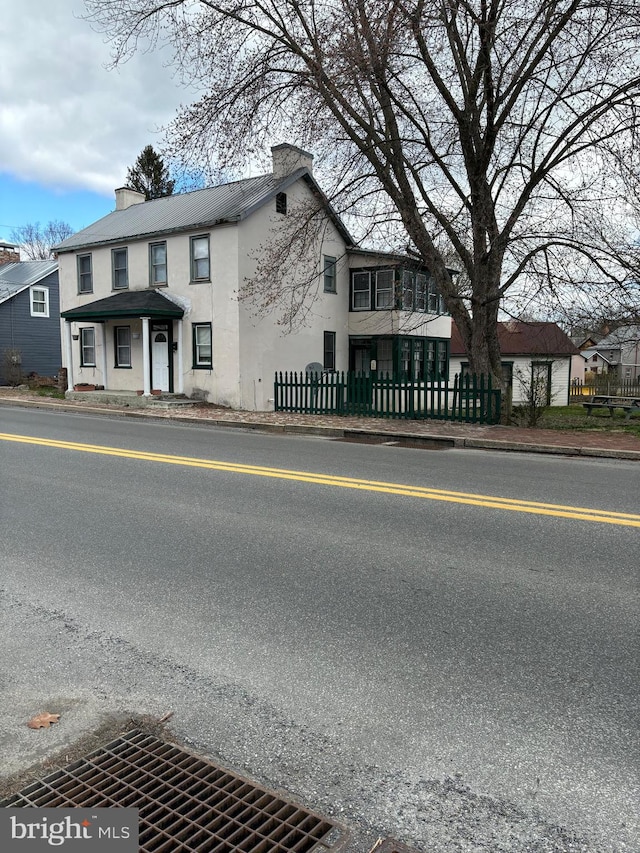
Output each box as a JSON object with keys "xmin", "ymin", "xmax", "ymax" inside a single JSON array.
[{"xmin": 0, "ymin": 406, "xmax": 638, "ymax": 852}]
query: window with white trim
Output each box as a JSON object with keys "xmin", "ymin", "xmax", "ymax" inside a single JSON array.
[
  {"xmin": 112, "ymin": 248, "xmax": 128, "ymax": 290},
  {"xmin": 77, "ymin": 254, "xmax": 93, "ymax": 293},
  {"xmin": 192, "ymin": 323, "xmax": 212, "ymax": 368},
  {"xmin": 30, "ymin": 286, "xmax": 49, "ymax": 317},
  {"xmin": 323, "ymin": 256, "xmax": 337, "ymax": 293},
  {"xmin": 190, "ymin": 235, "xmax": 210, "ymax": 282},
  {"xmin": 114, "ymin": 326, "xmax": 131, "ymax": 368},
  {"xmin": 351, "ymin": 271, "xmax": 371, "ymax": 310},
  {"xmin": 149, "ymin": 242, "xmax": 167, "ymax": 286},
  {"xmin": 80, "ymin": 328, "xmax": 96, "ymax": 367},
  {"xmin": 374, "ymin": 270, "xmax": 395, "ymax": 309}
]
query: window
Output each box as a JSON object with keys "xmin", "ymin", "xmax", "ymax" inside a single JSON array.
[
  {"xmin": 323, "ymin": 331, "xmax": 336, "ymax": 370},
  {"xmin": 192, "ymin": 323, "xmax": 212, "ymax": 368},
  {"xmin": 374, "ymin": 270, "xmax": 395, "ymax": 309},
  {"xmin": 149, "ymin": 242, "xmax": 167, "ymax": 286},
  {"xmin": 30, "ymin": 286, "xmax": 49, "ymax": 317},
  {"xmin": 276, "ymin": 192, "xmax": 287, "ymax": 214},
  {"xmin": 323, "ymin": 256, "xmax": 337, "ymax": 293},
  {"xmin": 77, "ymin": 254, "xmax": 93, "ymax": 293},
  {"xmin": 415, "ymin": 274, "xmax": 427, "ymax": 311},
  {"xmin": 402, "ymin": 270, "xmax": 414, "ymax": 310},
  {"xmin": 112, "ymin": 248, "xmax": 128, "ymax": 290},
  {"xmin": 437, "ymin": 340, "xmax": 448, "ymax": 379},
  {"xmin": 190, "ymin": 235, "xmax": 210, "ymax": 281},
  {"xmin": 114, "ymin": 326, "xmax": 131, "ymax": 368},
  {"xmin": 426, "ymin": 341, "xmax": 436, "ymax": 379},
  {"xmin": 427, "ymin": 280, "xmax": 438, "ymax": 313},
  {"xmin": 80, "ymin": 328, "xmax": 96, "ymax": 367},
  {"xmin": 351, "ymin": 271, "xmax": 371, "ymax": 310},
  {"xmin": 377, "ymin": 338, "xmax": 393, "ymax": 376}
]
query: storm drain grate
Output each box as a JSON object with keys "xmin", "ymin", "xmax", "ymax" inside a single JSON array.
[{"xmin": 2, "ymin": 730, "xmax": 347, "ymax": 853}]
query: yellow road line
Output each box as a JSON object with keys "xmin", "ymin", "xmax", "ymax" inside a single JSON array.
[{"xmin": 2, "ymin": 432, "xmax": 639, "ymax": 527}]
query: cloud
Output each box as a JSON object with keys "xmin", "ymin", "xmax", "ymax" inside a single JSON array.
[{"xmin": 0, "ymin": 0, "xmax": 185, "ymax": 196}]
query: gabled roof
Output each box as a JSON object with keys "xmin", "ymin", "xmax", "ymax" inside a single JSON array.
[
  {"xmin": 55, "ymin": 169, "xmax": 354, "ymax": 252},
  {"xmin": 60, "ymin": 290, "xmax": 184, "ymax": 321},
  {"xmin": 594, "ymin": 324, "xmax": 640, "ymax": 348},
  {"xmin": 0, "ymin": 260, "xmax": 58, "ymax": 306},
  {"xmin": 450, "ymin": 321, "xmax": 581, "ymax": 357}
]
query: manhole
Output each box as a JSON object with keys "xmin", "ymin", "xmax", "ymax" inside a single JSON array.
[{"xmin": 1, "ymin": 730, "xmax": 348, "ymax": 853}]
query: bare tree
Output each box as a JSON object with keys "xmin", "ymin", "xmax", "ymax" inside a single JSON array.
[
  {"xmin": 84, "ymin": 0, "xmax": 640, "ymax": 379},
  {"xmin": 10, "ymin": 220, "xmax": 74, "ymax": 260}
]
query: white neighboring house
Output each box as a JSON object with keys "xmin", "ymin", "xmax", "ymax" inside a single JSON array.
[
  {"xmin": 449, "ymin": 321, "xmax": 581, "ymax": 406},
  {"xmin": 55, "ymin": 145, "xmax": 451, "ymax": 410}
]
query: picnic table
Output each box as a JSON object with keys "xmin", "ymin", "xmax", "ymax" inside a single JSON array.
[{"xmin": 583, "ymin": 395, "xmax": 640, "ymax": 421}]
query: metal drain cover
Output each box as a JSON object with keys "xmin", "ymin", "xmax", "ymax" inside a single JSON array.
[{"xmin": 1, "ymin": 730, "xmax": 348, "ymax": 853}]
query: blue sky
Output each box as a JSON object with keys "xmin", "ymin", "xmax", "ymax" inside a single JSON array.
[
  {"xmin": 0, "ymin": 0, "xmax": 186, "ymax": 246},
  {"xmin": 0, "ymin": 174, "xmax": 114, "ymax": 242}
]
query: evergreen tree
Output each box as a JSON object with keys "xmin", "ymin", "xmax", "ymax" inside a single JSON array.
[{"xmin": 126, "ymin": 145, "xmax": 175, "ymax": 200}]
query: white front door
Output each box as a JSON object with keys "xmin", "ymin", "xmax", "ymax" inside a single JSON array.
[{"xmin": 152, "ymin": 331, "xmax": 170, "ymax": 391}]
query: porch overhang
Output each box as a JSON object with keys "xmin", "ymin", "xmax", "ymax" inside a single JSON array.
[{"xmin": 61, "ymin": 290, "xmax": 184, "ymax": 321}]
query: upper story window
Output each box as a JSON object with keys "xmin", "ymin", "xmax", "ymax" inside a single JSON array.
[
  {"xmin": 190, "ymin": 235, "xmax": 210, "ymax": 282},
  {"xmin": 77, "ymin": 254, "xmax": 93, "ymax": 293},
  {"xmin": 375, "ymin": 270, "xmax": 394, "ymax": 309},
  {"xmin": 275, "ymin": 192, "xmax": 287, "ymax": 214},
  {"xmin": 323, "ymin": 256, "xmax": 337, "ymax": 293},
  {"xmin": 30, "ymin": 286, "xmax": 49, "ymax": 317},
  {"xmin": 350, "ymin": 269, "xmax": 395, "ymax": 311},
  {"xmin": 149, "ymin": 242, "xmax": 167, "ymax": 286},
  {"xmin": 351, "ymin": 271, "xmax": 371, "ymax": 310},
  {"xmin": 112, "ymin": 248, "xmax": 128, "ymax": 290},
  {"xmin": 349, "ymin": 267, "xmax": 447, "ymax": 315}
]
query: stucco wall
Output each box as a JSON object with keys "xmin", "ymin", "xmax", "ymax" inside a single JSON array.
[{"xmin": 237, "ymin": 179, "xmax": 350, "ymax": 410}]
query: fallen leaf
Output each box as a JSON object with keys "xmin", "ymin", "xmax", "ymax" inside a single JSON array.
[{"xmin": 27, "ymin": 712, "xmax": 61, "ymax": 730}]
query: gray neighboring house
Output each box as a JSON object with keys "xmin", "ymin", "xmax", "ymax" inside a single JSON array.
[
  {"xmin": 0, "ymin": 259, "xmax": 61, "ymax": 385},
  {"xmin": 580, "ymin": 325, "xmax": 640, "ymax": 382}
]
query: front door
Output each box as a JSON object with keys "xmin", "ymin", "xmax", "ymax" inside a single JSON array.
[{"xmin": 151, "ymin": 331, "xmax": 170, "ymax": 392}]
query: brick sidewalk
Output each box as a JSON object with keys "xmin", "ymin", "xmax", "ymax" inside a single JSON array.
[{"xmin": 2, "ymin": 389, "xmax": 640, "ymax": 458}]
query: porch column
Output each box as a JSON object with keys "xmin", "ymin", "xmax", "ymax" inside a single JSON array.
[
  {"xmin": 64, "ymin": 321, "xmax": 74, "ymax": 392},
  {"xmin": 99, "ymin": 323, "xmax": 108, "ymax": 389},
  {"xmin": 141, "ymin": 316, "xmax": 151, "ymax": 396},
  {"xmin": 176, "ymin": 318, "xmax": 184, "ymax": 395}
]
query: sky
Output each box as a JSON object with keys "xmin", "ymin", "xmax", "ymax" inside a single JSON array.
[{"xmin": 0, "ymin": 0, "xmax": 188, "ymax": 243}]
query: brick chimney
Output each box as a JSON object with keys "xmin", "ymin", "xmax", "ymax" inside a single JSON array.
[
  {"xmin": 0, "ymin": 241, "xmax": 20, "ymax": 265},
  {"xmin": 115, "ymin": 186, "xmax": 146, "ymax": 211},
  {"xmin": 271, "ymin": 144, "xmax": 314, "ymax": 179}
]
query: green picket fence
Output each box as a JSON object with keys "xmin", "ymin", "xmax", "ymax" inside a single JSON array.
[{"xmin": 274, "ymin": 371, "xmax": 501, "ymax": 424}]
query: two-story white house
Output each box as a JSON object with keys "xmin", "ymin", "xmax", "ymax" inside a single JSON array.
[{"xmin": 56, "ymin": 145, "xmax": 451, "ymax": 410}]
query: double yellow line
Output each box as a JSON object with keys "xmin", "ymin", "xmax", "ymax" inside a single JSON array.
[{"xmin": 2, "ymin": 432, "xmax": 639, "ymax": 527}]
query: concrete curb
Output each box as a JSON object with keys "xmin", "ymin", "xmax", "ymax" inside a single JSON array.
[{"xmin": 2, "ymin": 396, "xmax": 640, "ymax": 460}]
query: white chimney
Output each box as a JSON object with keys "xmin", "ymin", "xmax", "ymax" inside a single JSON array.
[
  {"xmin": 271, "ymin": 144, "xmax": 314, "ymax": 179},
  {"xmin": 115, "ymin": 186, "xmax": 146, "ymax": 211}
]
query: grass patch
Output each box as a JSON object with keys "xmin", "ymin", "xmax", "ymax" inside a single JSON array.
[
  {"xmin": 538, "ymin": 405, "xmax": 640, "ymax": 438},
  {"xmin": 34, "ymin": 386, "xmax": 65, "ymax": 399}
]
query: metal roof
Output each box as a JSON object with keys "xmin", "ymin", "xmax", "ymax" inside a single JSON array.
[
  {"xmin": 55, "ymin": 169, "xmax": 353, "ymax": 252},
  {"xmin": 60, "ymin": 290, "xmax": 184, "ymax": 321},
  {"xmin": 0, "ymin": 260, "xmax": 58, "ymax": 305}
]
